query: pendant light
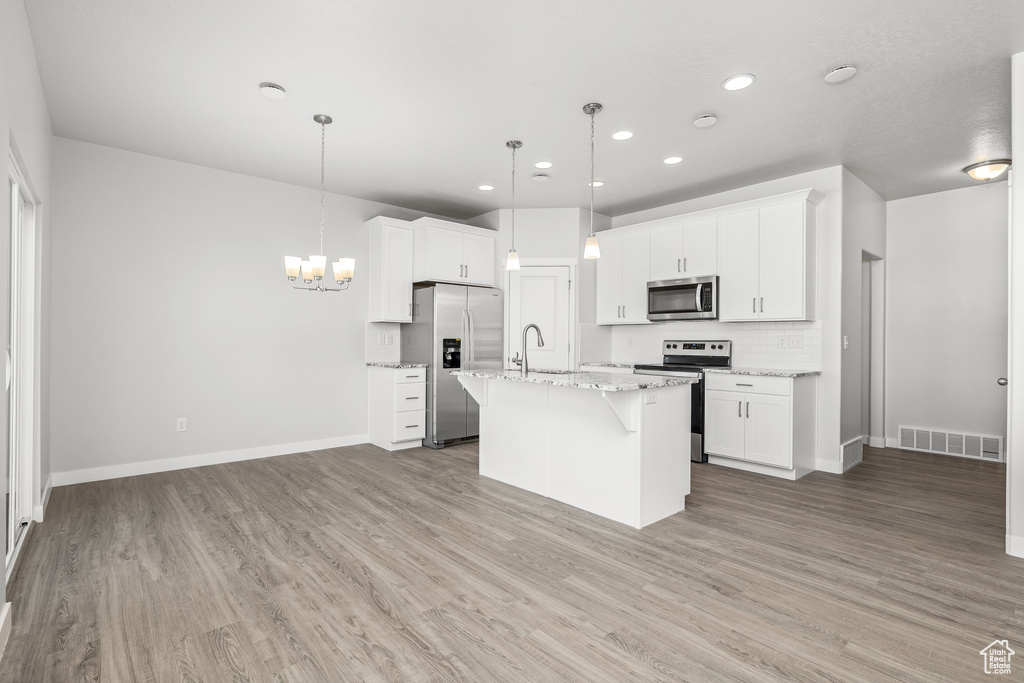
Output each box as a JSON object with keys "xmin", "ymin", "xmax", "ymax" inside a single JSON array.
[
  {"xmin": 506, "ymin": 140, "xmax": 522, "ymax": 271},
  {"xmin": 583, "ymin": 102, "xmax": 602, "ymax": 260},
  {"xmin": 284, "ymin": 114, "xmax": 355, "ymax": 292}
]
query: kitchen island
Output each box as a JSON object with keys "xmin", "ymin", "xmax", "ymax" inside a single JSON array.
[{"xmin": 454, "ymin": 369, "xmax": 695, "ymax": 529}]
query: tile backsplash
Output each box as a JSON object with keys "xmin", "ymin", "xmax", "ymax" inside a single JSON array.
[
  {"xmin": 604, "ymin": 320, "xmax": 822, "ymax": 371},
  {"xmin": 365, "ymin": 322, "xmax": 401, "ymax": 363}
]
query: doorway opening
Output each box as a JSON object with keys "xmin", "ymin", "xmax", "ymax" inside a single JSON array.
[{"xmin": 862, "ymin": 251, "xmax": 885, "ymax": 450}]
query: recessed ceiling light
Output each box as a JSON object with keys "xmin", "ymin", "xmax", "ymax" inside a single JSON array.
[
  {"xmin": 535, "ymin": 161, "xmax": 553, "ymax": 169},
  {"xmin": 533, "ymin": 173, "xmax": 550, "ymax": 182},
  {"xmin": 664, "ymin": 156, "xmax": 683, "ymax": 165},
  {"xmin": 693, "ymin": 115, "xmax": 718, "ymax": 128},
  {"xmin": 612, "ymin": 131, "xmax": 633, "ymax": 140},
  {"xmin": 478, "ymin": 185, "xmax": 494, "ymax": 191},
  {"xmin": 588, "ymin": 180, "xmax": 605, "ymax": 188},
  {"xmin": 824, "ymin": 65, "xmax": 857, "ymax": 84},
  {"xmin": 962, "ymin": 159, "xmax": 1011, "ymax": 181},
  {"xmin": 259, "ymin": 82, "xmax": 287, "ymax": 100},
  {"xmin": 722, "ymin": 74, "xmax": 755, "ymax": 91}
]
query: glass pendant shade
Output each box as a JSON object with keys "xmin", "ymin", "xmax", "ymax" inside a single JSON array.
[
  {"xmin": 300, "ymin": 260, "xmax": 314, "ymax": 282},
  {"xmin": 284, "ymin": 255, "xmax": 301, "ymax": 280},
  {"xmin": 506, "ymin": 248, "xmax": 520, "ymax": 271},
  {"xmin": 309, "ymin": 254, "xmax": 327, "ymax": 279},
  {"xmin": 584, "ymin": 234, "xmax": 601, "ymax": 259},
  {"xmin": 333, "ymin": 257, "xmax": 355, "ymax": 282}
]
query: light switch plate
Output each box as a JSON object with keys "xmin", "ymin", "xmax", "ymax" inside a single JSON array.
[
  {"xmin": 777, "ymin": 335, "xmax": 788, "ymax": 348},
  {"xmin": 645, "ymin": 392, "xmax": 657, "ymax": 404}
]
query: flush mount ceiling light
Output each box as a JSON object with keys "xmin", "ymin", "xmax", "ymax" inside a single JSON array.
[
  {"xmin": 963, "ymin": 159, "xmax": 1011, "ymax": 181},
  {"xmin": 283, "ymin": 114, "xmax": 355, "ymax": 292},
  {"xmin": 535, "ymin": 161, "xmax": 553, "ymax": 169},
  {"xmin": 612, "ymin": 131, "xmax": 633, "ymax": 140},
  {"xmin": 259, "ymin": 82, "xmax": 287, "ymax": 100},
  {"xmin": 722, "ymin": 74, "xmax": 755, "ymax": 91},
  {"xmin": 824, "ymin": 65, "xmax": 857, "ymax": 84},
  {"xmin": 583, "ymin": 102, "xmax": 603, "ymax": 260},
  {"xmin": 478, "ymin": 184, "xmax": 494, "ymax": 191},
  {"xmin": 505, "ymin": 140, "xmax": 522, "ymax": 271},
  {"xmin": 664, "ymin": 156, "xmax": 683, "ymax": 165},
  {"xmin": 693, "ymin": 115, "xmax": 718, "ymax": 128}
]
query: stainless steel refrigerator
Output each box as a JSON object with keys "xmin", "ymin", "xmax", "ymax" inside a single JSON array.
[{"xmin": 401, "ymin": 284, "xmax": 503, "ymax": 448}]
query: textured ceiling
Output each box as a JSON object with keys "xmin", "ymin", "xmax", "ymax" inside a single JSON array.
[{"xmin": 23, "ymin": 0, "xmax": 1024, "ymax": 219}]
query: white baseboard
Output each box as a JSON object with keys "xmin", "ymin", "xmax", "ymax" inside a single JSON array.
[
  {"xmin": 814, "ymin": 459, "xmax": 843, "ymax": 474},
  {"xmin": 868, "ymin": 436, "xmax": 885, "ymax": 449},
  {"xmin": 885, "ymin": 437, "xmax": 899, "ymax": 449},
  {"xmin": 0, "ymin": 602, "xmax": 11, "ymax": 666},
  {"xmin": 1008, "ymin": 534, "xmax": 1024, "ymax": 559},
  {"xmin": 51, "ymin": 434, "xmax": 369, "ymax": 487},
  {"xmin": 33, "ymin": 473, "xmax": 52, "ymax": 522}
]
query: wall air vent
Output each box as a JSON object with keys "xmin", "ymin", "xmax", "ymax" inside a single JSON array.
[{"xmin": 897, "ymin": 425, "xmax": 1004, "ymax": 462}]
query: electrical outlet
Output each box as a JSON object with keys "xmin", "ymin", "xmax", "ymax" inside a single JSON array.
[
  {"xmin": 176, "ymin": 417, "xmax": 187, "ymax": 432},
  {"xmin": 627, "ymin": 337, "xmax": 633, "ymax": 347},
  {"xmin": 386, "ymin": 333, "xmax": 394, "ymax": 345},
  {"xmin": 777, "ymin": 335, "xmax": 788, "ymax": 348},
  {"xmin": 645, "ymin": 392, "xmax": 657, "ymax": 404},
  {"xmin": 377, "ymin": 334, "xmax": 385, "ymax": 345},
  {"xmin": 843, "ymin": 335, "xmax": 850, "ymax": 350},
  {"xmin": 788, "ymin": 335, "xmax": 803, "ymax": 349}
]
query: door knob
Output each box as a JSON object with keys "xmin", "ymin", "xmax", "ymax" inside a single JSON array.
[{"xmin": 998, "ymin": 378, "xmax": 1008, "ymax": 386}]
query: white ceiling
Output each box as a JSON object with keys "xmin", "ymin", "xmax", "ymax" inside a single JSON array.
[{"xmin": 24, "ymin": 0, "xmax": 1024, "ymax": 220}]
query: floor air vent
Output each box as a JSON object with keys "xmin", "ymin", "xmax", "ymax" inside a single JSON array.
[{"xmin": 898, "ymin": 425, "xmax": 1003, "ymax": 462}]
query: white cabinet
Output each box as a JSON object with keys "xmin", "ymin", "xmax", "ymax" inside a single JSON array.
[
  {"xmin": 718, "ymin": 199, "xmax": 815, "ymax": 321},
  {"xmin": 649, "ymin": 217, "xmax": 718, "ymax": 281},
  {"xmin": 704, "ymin": 372, "xmax": 816, "ymax": 479},
  {"xmin": 596, "ymin": 231, "xmax": 651, "ymax": 325},
  {"xmin": 367, "ymin": 217, "xmax": 414, "ymax": 323},
  {"xmin": 368, "ymin": 366, "xmax": 426, "ymax": 451},
  {"xmin": 412, "ymin": 218, "xmax": 496, "ymax": 287}
]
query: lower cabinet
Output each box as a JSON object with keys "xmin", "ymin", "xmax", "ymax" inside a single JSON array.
[
  {"xmin": 368, "ymin": 366, "xmax": 426, "ymax": 451},
  {"xmin": 704, "ymin": 372, "xmax": 815, "ymax": 479}
]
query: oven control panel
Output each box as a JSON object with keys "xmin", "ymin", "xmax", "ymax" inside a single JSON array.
[{"xmin": 663, "ymin": 340, "xmax": 731, "ymax": 357}]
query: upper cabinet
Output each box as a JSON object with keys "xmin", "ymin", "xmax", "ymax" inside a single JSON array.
[
  {"xmin": 718, "ymin": 197, "xmax": 817, "ymax": 322},
  {"xmin": 367, "ymin": 217, "xmax": 414, "ymax": 323},
  {"xmin": 649, "ymin": 217, "xmax": 718, "ymax": 281},
  {"xmin": 412, "ymin": 218, "xmax": 496, "ymax": 287},
  {"xmin": 596, "ymin": 231, "xmax": 651, "ymax": 325}
]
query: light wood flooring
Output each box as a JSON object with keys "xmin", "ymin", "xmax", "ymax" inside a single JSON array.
[{"xmin": 1, "ymin": 443, "xmax": 1021, "ymax": 681}]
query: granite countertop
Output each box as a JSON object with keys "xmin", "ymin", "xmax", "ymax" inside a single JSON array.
[
  {"xmin": 451, "ymin": 369, "xmax": 696, "ymax": 392},
  {"xmin": 704, "ymin": 367, "xmax": 821, "ymax": 378},
  {"xmin": 579, "ymin": 361, "xmax": 636, "ymax": 369},
  {"xmin": 366, "ymin": 362, "xmax": 428, "ymax": 369}
]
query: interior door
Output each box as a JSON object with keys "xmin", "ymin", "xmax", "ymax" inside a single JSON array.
[{"xmin": 507, "ymin": 266, "xmax": 571, "ymax": 370}]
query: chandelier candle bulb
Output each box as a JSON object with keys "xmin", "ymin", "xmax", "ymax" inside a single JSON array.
[{"xmin": 284, "ymin": 256, "xmax": 301, "ymax": 280}]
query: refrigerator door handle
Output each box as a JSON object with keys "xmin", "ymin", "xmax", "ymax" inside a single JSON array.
[
  {"xmin": 461, "ymin": 309, "xmax": 470, "ymax": 371},
  {"xmin": 468, "ymin": 309, "xmax": 476, "ymax": 370}
]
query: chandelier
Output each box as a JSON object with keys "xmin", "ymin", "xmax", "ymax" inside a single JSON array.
[{"xmin": 284, "ymin": 114, "xmax": 355, "ymax": 291}]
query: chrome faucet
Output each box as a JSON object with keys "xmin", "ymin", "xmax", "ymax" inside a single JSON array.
[{"xmin": 520, "ymin": 324, "xmax": 545, "ymax": 376}]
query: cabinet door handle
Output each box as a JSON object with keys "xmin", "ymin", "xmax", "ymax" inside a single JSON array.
[
  {"xmin": 736, "ymin": 383, "xmax": 753, "ymax": 387},
  {"xmin": 683, "ymin": 257, "xmax": 687, "ymax": 272},
  {"xmin": 746, "ymin": 402, "xmax": 750, "ymax": 418},
  {"xmin": 408, "ymin": 302, "xmax": 412, "ymax": 316},
  {"xmin": 760, "ymin": 297, "xmax": 764, "ymax": 313},
  {"xmin": 406, "ymin": 424, "xmax": 419, "ymax": 428},
  {"xmin": 406, "ymin": 374, "xmax": 419, "ymax": 378},
  {"xmin": 465, "ymin": 265, "xmax": 469, "ymax": 278},
  {"xmin": 405, "ymin": 396, "xmax": 418, "ymax": 400},
  {"xmin": 738, "ymin": 400, "xmax": 742, "ymax": 417},
  {"xmin": 753, "ymin": 298, "xmax": 756, "ymax": 313},
  {"xmin": 677, "ymin": 258, "xmax": 681, "ymax": 272}
]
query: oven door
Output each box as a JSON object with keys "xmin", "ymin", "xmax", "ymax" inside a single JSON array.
[{"xmin": 647, "ymin": 276, "xmax": 717, "ymax": 321}]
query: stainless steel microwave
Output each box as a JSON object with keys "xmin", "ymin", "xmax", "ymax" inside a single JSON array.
[{"xmin": 647, "ymin": 276, "xmax": 718, "ymax": 321}]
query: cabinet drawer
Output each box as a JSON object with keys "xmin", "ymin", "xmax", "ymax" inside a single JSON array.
[
  {"xmin": 394, "ymin": 382, "xmax": 425, "ymax": 411},
  {"xmin": 705, "ymin": 373, "xmax": 791, "ymax": 396},
  {"xmin": 394, "ymin": 367, "xmax": 426, "ymax": 384},
  {"xmin": 392, "ymin": 411, "xmax": 425, "ymax": 442}
]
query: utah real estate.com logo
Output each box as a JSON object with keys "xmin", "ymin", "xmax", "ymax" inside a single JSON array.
[{"xmin": 980, "ymin": 640, "xmax": 1015, "ymax": 675}]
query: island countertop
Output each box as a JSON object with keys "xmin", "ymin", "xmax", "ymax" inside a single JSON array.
[{"xmin": 451, "ymin": 369, "xmax": 696, "ymax": 392}]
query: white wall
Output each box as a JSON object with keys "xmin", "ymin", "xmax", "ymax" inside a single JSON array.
[
  {"xmin": 1009, "ymin": 52, "xmax": 1024, "ymax": 557},
  {"xmin": 2, "ymin": 0, "xmax": 53, "ymax": 552},
  {"xmin": 49, "ymin": 138, "xmax": 441, "ymax": 483},
  {"xmin": 609, "ymin": 166, "xmax": 844, "ymax": 472},
  {"xmin": 840, "ymin": 169, "xmax": 886, "ymax": 445},
  {"xmin": 885, "ymin": 182, "xmax": 1008, "ymax": 442}
]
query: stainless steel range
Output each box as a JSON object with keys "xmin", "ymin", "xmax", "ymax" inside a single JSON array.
[{"xmin": 634, "ymin": 340, "xmax": 732, "ymax": 462}]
